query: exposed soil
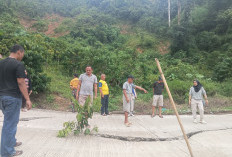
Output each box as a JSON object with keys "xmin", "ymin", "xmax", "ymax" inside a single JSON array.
[
  {"xmin": 158, "ymin": 41, "xmax": 170, "ymax": 55},
  {"xmin": 120, "ymin": 24, "xmax": 130, "ymax": 34},
  {"xmin": 19, "ymin": 17, "xmax": 37, "ymax": 32},
  {"xmin": 43, "ymin": 14, "xmax": 69, "ymax": 37},
  {"xmin": 31, "ymin": 93, "xmax": 72, "ymax": 112},
  {"xmin": 130, "ymin": 97, "xmax": 232, "ymax": 115},
  {"xmin": 19, "ymin": 14, "xmax": 69, "ymax": 37},
  {"xmin": 136, "ymin": 47, "xmax": 143, "ymax": 53}
]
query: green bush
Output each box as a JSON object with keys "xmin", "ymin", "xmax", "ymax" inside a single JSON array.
[
  {"xmin": 168, "ymin": 80, "xmax": 191, "ymax": 104},
  {"xmin": 32, "ymin": 20, "xmax": 48, "ymax": 32}
]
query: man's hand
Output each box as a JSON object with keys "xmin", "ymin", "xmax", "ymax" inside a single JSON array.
[
  {"xmin": 76, "ymin": 94, "xmax": 79, "ymax": 100},
  {"xmin": 189, "ymin": 100, "xmax": 191, "ymax": 105},
  {"xmin": 101, "ymin": 94, "xmax": 104, "ymax": 98},
  {"xmin": 94, "ymin": 95, "xmax": 97, "ymax": 99},
  {"xmin": 144, "ymin": 89, "xmax": 148, "ymax": 93},
  {"xmin": 126, "ymin": 98, "xmax": 129, "ymax": 103},
  {"xmin": 26, "ymin": 100, "xmax": 32, "ymax": 110},
  {"xmin": 205, "ymin": 100, "xmax": 208, "ymax": 105}
]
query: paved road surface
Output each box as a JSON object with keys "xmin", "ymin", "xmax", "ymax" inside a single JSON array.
[{"xmin": 0, "ymin": 109, "xmax": 232, "ymax": 157}]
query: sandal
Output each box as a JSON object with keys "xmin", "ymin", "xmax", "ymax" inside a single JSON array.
[
  {"xmin": 124, "ymin": 122, "xmax": 132, "ymax": 127},
  {"xmin": 151, "ymin": 114, "xmax": 155, "ymax": 118},
  {"xmin": 159, "ymin": 115, "xmax": 163, "ymax": 118},
  {"xmin": 13, "ymin": 150, "xmax": 23, "ymax": 156},
  {"xmin": 15, "ymin": 142, "xmax": 22, "ymax": 147}
]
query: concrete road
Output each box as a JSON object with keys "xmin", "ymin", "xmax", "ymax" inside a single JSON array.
[{"xmin": 0, "ymin": 109, "xmax": 232, "ymax": 157}]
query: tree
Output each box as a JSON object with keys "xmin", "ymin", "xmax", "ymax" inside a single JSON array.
[
  {"xmin": 177, "ymin": 0, "xmax": 181, "ymax": 25},
  {"xmin": 168, "ymin": 0, "xmax": 171, "ymax": 27}
]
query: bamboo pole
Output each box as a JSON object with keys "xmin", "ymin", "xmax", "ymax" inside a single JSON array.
[{"xmin": 155, "ymin": 58, "xmax": 194, "ymax": 157}]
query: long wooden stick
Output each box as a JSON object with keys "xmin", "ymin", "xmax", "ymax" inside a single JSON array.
[{"xmin": 155, "ymin": 58, "xmax": 194, "ymax": 157}]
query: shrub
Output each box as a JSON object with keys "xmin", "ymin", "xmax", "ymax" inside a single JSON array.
[{"xmin": 58, "ymin": 98, "xmax": 98, "ymax": 137}]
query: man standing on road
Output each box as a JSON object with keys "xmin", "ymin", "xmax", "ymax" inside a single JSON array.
[
  {"xmin": 189, "ymin": 80, "xmax": 208, "ymax": 124},
  {"xmin": 99, "ymin": 74, "xmax": 109, "ymax": 116},
  {"xmin": 151, "ymin": 76, "xmax": 164, "ymax": 118},
  {"xmin": 123, "ymin": 75, "xmax": 147, "ymax": 127},
  {"xmin": 0, "ymin": 45, "xmax": 32, "ymax": 157},
  {"xmin": 76, "ymin": 66, "xmax": 98, "ymax": 106}
]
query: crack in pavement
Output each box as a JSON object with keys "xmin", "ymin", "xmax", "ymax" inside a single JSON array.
[
  {"xmin": 93, "ymin": 128, "xmax": 232, "ymax": 142},
  {"xmin": 19, "ymin": 117, "xmax": 51, "ymax": 121}
]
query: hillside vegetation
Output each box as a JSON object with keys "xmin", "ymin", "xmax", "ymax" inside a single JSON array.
[{"xmin": 0, "ymin": 0, "xmax": 231, "ymax": 113}]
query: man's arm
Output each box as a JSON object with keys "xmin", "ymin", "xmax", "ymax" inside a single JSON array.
[
  {"xmin": 17, "ymin": 78, "xmax": 32, "ymax": 109},
  {"xmin": 94, "ymin": 83, "xmax": 98, "ymax": 99},
  {"xmin": 76, "ymin": 80, "xmax": 81, "ymax": 100},
  {"xmin": 135, "ymin": 86, "xmax": 148, "ymax": 93},
  {"xmin": 123, "ymin": 89, "xmax": 129, "ymax": 103},
  {"xmin": 99, "ymin": 88, "xmax": 104, "ymax": 98}
]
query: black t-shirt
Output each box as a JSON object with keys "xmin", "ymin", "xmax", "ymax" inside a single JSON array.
[
  {"xmin": 153, "ymin": 81, "xmax": 164, "ymax": 95},
  {"xmin": 0, "ymin": 57, "xmax": 26, "ymax": 98}
]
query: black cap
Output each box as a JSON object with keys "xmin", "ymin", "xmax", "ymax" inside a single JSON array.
[
  {"xmin": 128, "ymin": 75, "xmax": 134, "ymax": 79},
  {"xmin": 74, "ymin": 74, "xmax": 78, "ymax": 77}
]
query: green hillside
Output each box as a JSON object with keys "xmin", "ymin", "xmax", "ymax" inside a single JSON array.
[{"xmin": 0, "ymin": 0, "xmax": 231, "ymax": 113}]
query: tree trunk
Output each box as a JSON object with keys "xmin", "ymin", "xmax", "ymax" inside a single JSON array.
[
  {"xmin": 168, "ymin": 0, "xmax": 171, "ymax": 27},
  {"xmin": 178, "ymin": 0, "xmax": 181, "ymax": 25}
]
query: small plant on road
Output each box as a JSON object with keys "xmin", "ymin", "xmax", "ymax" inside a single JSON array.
[{"xmin": 58, "ymin": 97, "xmax": 98, "ymax": 137}]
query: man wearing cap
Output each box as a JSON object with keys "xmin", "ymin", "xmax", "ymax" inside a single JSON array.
[
  {"xmin": 151, "ymin": 76, "xmax": 164, "ymax": 118},
  {"xmin": 123, "ymin": 75, "xmax": 148, "ymax": 127}
]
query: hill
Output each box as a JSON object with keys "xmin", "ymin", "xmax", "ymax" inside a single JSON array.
[{"xmin": 0, "ymin": 0, "xmax": 231, "ymax": 113}]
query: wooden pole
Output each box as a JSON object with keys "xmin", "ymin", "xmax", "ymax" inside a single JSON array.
[{"xmin": 155, "ymin": 58, "xmax": 194, "ymax": 157}]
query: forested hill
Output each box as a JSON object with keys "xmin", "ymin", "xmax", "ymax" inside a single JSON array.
[{"xmin": 0, "ymin": 0, "xmax": 232, "ymax": 109}]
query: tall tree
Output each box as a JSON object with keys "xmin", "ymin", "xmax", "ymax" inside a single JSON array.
[
  {"xmin": 177, "ymin": 0, "xmax": 181, "ymax": 25},
  {"xmin": 168, "ymin": 0, "xmax": 171, "ymax": 27}
]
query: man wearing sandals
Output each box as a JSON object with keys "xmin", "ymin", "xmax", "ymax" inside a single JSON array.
[
  {"xmin": 0, "ymin": 45, "xmax": 32, "ymax": 157},
  {"xmin": 123, "ymin": 75, "xmax": 147, "ymax": 127},
  {"xmin": 151, "ymin": 76, "xmax": 164, "ymax": 118},
  {"xmin": 76, "ymin": 66, "xmax": 98, "ymax": 106}
]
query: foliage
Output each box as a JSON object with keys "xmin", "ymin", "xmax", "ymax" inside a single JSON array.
[
  {"xmin": 58, "ymin": 97, "xmax": 98, "ymax": 137},
  {"xmin": 0, "ymin": 0, "xmax": 231, "ymax": 111},
  {"xmin": 32, "ymin": 20, "xmax": 48, "ymax": 32}
]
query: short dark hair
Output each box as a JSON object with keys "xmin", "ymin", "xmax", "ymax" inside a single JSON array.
[
  {"xmin": 10, "ymin": 44, "xmax": 24, "ymax": 53},
  {"xmin": 73, "ymin": 74, "xmax": 78, "ymax": 77},
  {"xmin": 86, "ymin": 65, "xmax": 92, "ymax": 69},
  {"xmin": 127, "ymin": 75, "xmax": 134, "ymax": 79}
]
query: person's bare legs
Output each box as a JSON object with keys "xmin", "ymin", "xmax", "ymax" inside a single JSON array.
[
  {"xmin": 159, "ymin": 106, "xmax": 162, "ymax": 116},
  {"xmin": 152, "ymin": 106, "xmax": 156, "ymax": 117},
  {"xmin": 124, "ymin": 111, "xmax": 129, "ymax": 124},
  {"xmin": 159, "ymin": 106, "xmax": 163, "ymax": 118}
]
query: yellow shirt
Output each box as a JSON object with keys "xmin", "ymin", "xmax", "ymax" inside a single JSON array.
[
  {"xmin": 70, "ymin": 78, "xmax": 79, "ymax": 89},
  {"xmin": 99, "ymin": 80, "xmax": 109, "ymax": 95}
]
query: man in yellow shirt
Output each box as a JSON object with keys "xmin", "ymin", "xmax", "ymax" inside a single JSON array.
[
  {"xmin": 70, "ymin": 74, "xmax": 79, "ymax": 98},
  {"xmin": 99, "ymin": 74, "xmax": 109, "ymax": 116}
]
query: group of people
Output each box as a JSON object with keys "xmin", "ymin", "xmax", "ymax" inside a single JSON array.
[
  {"xmin": 0, "ymin": 44, "xmax": 208, "ymax": 157},
  {"xmin": 69, "ymin": 66, "xmax": 208, "ymax": 127},
  {"xmin": 70, "ymin": 67, "xmax": 110, "ymax": 115}
]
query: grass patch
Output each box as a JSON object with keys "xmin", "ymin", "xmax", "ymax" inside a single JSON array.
[{"xmin": 44, "ymin": 65, "xmax": 73, "ymax": 99}]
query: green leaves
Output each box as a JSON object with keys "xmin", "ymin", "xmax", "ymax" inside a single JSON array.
[{"xmin": 58, "ymin": 97, "xmax": 98, "ymax": 138}]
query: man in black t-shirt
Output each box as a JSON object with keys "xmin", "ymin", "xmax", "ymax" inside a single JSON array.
[
  {"xmin": 0, "ymin": 45, "xmax": 32, "ymax": 157},
  {"xmin": 151, "ymin": 76, "xmax": 164, "ymax": 118}
]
